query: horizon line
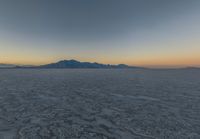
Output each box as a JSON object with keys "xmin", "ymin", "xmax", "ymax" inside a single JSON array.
[{"xmin": 1, "ymin": 59, "xmax": 200, "ymax": 69}]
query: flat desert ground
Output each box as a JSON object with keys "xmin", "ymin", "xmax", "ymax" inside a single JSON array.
[{"xmin": 0, "ymin": 69, "xmax": 200, "ymax": 139}]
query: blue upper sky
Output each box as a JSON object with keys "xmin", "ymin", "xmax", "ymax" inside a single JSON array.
[{"xmin": 0, "ymin": 0, "xmax": 200, "ymax": 67}]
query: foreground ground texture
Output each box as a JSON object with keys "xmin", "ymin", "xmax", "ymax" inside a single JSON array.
[{"xmin": 0, "ymin": 69, "xmax": 200, "ymax": 139}]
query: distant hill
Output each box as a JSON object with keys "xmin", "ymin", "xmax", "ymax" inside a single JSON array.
[
  {"xmin": 37, "ymin": 59, "xmax": 140, "ymax": 69},
  {"xmin": 1, "ymin": 61, "xmax": 200, "ymax": 69},
  {"xmin": 0, "ymin": 64, "xmax": 17, "ymax": 68},
  {"xmin": 183, "ymin": 67, "xmax": 200, "ymax": 70}
]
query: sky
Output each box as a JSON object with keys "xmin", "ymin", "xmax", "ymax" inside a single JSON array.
[{"xmin": 0, "ymin": 0, "xmax": 200, "ymax": 68}]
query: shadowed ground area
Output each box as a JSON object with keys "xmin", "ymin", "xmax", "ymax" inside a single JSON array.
[{"xmin": 0, "ymin": 69, "xmax": 200, "ymax": 139}]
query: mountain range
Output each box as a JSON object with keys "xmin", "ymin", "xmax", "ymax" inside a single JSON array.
[
  {"xmin": 37, "ymin": 60, "xmax": 140, "ymax": 69},
  {"xmin": 1, "ymin": 60, "xmax": 200, "ymax": 69},
  {"xmin": 0, "ymin": 60, "xmax": 141, "ymax": 69}
]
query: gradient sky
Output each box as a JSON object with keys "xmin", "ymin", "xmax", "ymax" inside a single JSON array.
[{"xmin": 0, "ymin": 0, "xmax": 200, "ymax": 67}]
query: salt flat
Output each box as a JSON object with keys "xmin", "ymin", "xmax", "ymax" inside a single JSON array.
[{"xmin": 0, "ymin": 69, "xmax": 200, "ymax": 139}]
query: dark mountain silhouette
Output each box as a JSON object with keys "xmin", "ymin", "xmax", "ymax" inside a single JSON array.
[
  {"xmin": 1, "ymin": 61, "xmax": 199, "ymax": 69},
  {"xmin": 38, "ymin": 59, "xmax": 140, "ymax": 69}
]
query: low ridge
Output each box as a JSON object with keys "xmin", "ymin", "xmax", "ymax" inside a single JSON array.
[{"xmin": 38, "ymin": 59, "xmax": 139, "ymax": 69}]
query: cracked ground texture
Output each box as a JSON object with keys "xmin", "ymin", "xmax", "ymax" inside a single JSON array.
[{"xmin": 0, "ymin": 69, "xmax": 200, "ymax": 139}]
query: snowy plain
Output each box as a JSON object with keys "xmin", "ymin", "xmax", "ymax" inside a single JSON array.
[{"xmin": 0, "ymin": 69, "xmax": 200, "ymax": 139}]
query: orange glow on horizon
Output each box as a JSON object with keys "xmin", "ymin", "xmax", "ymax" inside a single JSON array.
[{"xmin": 1, "ymin": 55, "xmax": 200, "ymax": 68}]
